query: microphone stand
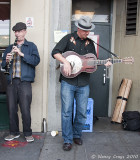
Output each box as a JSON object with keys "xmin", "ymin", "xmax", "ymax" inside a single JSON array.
[{"xmin": 92, "ymin": 40, "xmax": 120, "ymax": 59}]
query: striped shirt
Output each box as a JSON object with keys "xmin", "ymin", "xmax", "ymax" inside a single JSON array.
[{"xmin": 12, "ymin": 44, "xmax": 22, "ymax": 78}]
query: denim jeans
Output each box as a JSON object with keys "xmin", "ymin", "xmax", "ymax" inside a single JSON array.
[
  {"xmin": 61, "ymin": 80, "xmax": 89, "ymax": 144},
  {"xmin": 6, "ymin": 78, "xmax": 32, "ymax": 136}
]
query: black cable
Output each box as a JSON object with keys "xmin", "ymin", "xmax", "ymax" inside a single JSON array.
[{"xmin": 92, "ymin": 40, "xmax": 120, "ymax": 59}]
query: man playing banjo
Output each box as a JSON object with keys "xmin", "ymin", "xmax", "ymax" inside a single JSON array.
[{"xmin": 51, "ymin": 16, "xmax": 112, "ymax": 151}]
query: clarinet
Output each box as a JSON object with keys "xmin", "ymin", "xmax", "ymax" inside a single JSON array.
[{"xmin": 4, "ymin": 38, "xmax": 18, "ymax": 75}]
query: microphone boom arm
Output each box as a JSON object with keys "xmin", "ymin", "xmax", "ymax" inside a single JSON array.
[{"xmin": 92, "ymin": 40, "xmax": 120, "ymax": 59}]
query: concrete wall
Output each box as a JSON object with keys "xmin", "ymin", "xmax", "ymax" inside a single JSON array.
[
  {"xmin": 10, "ymin": 0, "xmax": 74, "ymax": 132},
  {"xmin": 112, "ymin": 0, "xmax": 140, "ymax": 113},
  {"xmin": 47, "ymin": 0, "xmax": 72, "ymax": 131},
  {"xmin": 11, "ymin": 0, "xmax": 50, "ymax": 132}
]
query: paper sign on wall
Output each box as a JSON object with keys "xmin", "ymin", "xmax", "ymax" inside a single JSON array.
[
  {"xmin": 88, "ymin": 32, "xmax": 99, "ymax": 58},
  {"xmin": 54, "ymin": 30, "xmax": 68, "ymax": 43},
  {"xmin": 26, "ymin": 17, "xmax": 34, "ymax": 28}
]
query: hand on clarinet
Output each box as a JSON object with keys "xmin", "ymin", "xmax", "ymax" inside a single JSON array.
[
  {"xmin": 6, "ymin": 53, "xmax": 12, "ymax": 63},
  {"xmin": 12, "ymin": 46, "xmax": 24, "ymax": 57}
]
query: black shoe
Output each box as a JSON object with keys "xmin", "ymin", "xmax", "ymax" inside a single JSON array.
[
  {"xmin": 73, "ymin": 138, "xmax": 83, "ymax": 145},
  {"xmin": 63, "ymin": 143, "xmax": 72, "ymax": 151}
]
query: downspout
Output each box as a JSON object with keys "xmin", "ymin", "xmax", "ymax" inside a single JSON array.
[
  {"xmin": 108, "ymin": 0, "xmax": 117, "ymax": 117},
  {"xmin": 42, "ymin": 0, "xmax": 50, "ymax": 132}
]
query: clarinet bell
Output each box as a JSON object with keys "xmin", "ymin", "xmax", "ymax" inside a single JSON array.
[
  {"xmin": 4, "ymin": 71, "xmax": 10, "ymax": 75},
  {"xmin": 4, "ymin": 65, "xmax": 10, "ymax": 75}
]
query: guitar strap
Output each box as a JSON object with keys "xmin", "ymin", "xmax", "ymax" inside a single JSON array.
[{"xmin": 91, "ymin": 40, "xmax": 120, "ymax": 59}]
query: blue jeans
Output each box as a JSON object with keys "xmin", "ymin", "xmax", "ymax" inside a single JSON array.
[{"xmin": 61, "ymin": 80, "xmax": 89, "ymax": 144}]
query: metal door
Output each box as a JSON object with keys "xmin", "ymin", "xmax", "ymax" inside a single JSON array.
[
  {"xmin": 89, "ymin": 24, "xmax": 111, "ymax": 117},
  {"xmin": 72, "ymin": 0, "xmax": 112, "ymax": 117}
]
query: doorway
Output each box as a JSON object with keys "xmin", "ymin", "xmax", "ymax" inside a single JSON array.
[
  {"xmin": 0, "ymin": 0, "xmax": 10, "ymax": 130},
  {"xmin": 72, "ymin": 0, "xmax": 112, "ymax": 117}
]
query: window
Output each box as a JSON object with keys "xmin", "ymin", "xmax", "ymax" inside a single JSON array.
[
  {"xmin": 126, "ymin": 0, "xmax": 139, "ymax": 35},
  {"xmin": 0, "ymin": 0, "xmax": 10, "ymax": 63},
  {"xmin": 72, "ymin": 0, "xmax": 111, "ymax": 23}
]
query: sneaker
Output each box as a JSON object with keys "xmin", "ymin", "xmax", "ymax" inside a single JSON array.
[
  {"xmin": 4, "ymin": 134, "xmax": 20, "ymax": 141},
  {"xmin": 25, "ymin": 136, "xmax": 34, "ymax": 142}
]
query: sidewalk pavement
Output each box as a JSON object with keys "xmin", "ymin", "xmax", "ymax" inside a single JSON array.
[
  {"xmin": 0, "ymin": 118, "xmax": 140, "ymax": 160},
  {"xmin": 0, "ymin": 131, "xmax": 45, "ymax": 160}
]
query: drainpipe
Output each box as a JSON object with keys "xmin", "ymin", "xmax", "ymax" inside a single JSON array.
[{"xmin": 42, "ymin": 118, "xmax": 47, "ymax": 133}]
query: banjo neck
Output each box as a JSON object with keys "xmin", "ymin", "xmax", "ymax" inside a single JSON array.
[{"xmin": 88, "ymin": 59, "xmax": 123, "ymax": 66}]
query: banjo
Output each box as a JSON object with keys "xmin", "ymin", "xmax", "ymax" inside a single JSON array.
[{"xmin": 60, "ymin": 51, "xmax": 134, "ymax": 78}]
